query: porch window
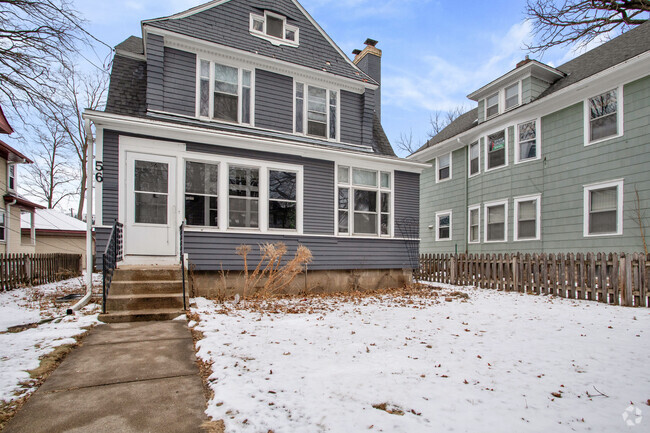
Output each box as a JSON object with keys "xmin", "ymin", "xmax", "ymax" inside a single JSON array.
[
  {"xmin": 134, "ymin": 161, "xmax": 168, "ymax": 225},
  {"xmin": 485, "ymin": 201, "xmax": 507, "ymax": 242},
  {"xmin": 185, "ymin": 161, "xmax": 218, "ymax": 227},
  {"xmin": 517, "ymin": 120, "xmax": 537, "ymax": 162},
  {"xmin": 588, "ymin": 89, "xmax": 618, "ymax": 142},
  {"xmin": 295, "ymin": 82, "xmax": 338, "ymax": 140},
  {"xmin": 469, "ymin": 141, "xmax": 479, "ymax": 176},
  {"xmin": 229, "ymin": 166, "xmax": 259, "ymax": 228},
  {"xmin": 198, "ymin": 60, "xmax": 252, "ymax": 125},
  {"xmin": 268, "ymin": 170, "xmax": 297, "ymax": 230},
  {"xmin": 486, "ymin": 130, "xmax": 506, "ymax": 170},
  {"xmin": 337, "ymin": 166, "xmax": 391, "ymax": 236},
  {"xmin": 486, "ymin": 92, "xmax": 499, "ymax": 118}
]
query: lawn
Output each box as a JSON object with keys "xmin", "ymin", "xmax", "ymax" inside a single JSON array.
[{"xmin": 191, "ymin": 283, "xmax": 649, "ymax": 432}]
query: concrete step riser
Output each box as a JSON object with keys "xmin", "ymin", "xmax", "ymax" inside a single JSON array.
[
  {"xmin": 109, "ymin": 281, "xmax": 184, "ymax": 295},
  {"xmin": 113, "ymin": 270, "xmax": 183, "ymax": 282},
  {"xmin": 98, "ymin": 311, "xmax": 184, "ymax": 323},
  {"xmin": 106, "ymin": 296, "xmax": 185, "ymax": 312}
]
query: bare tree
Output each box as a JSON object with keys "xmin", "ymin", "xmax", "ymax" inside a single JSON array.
[
  {"xmin": 525, "ymin": 0, "xmax": 649, "ymax": 53},
  {"xmin": 428, "ymin": 106, "xmax": 466, "ymax": 138},
  {"xmin": 395, "ymin": 129, "xmax": 418, "ymax": 155},
  {"xmin": 22, "ymin": 116, "xmax": 78, "ymax": 209}
]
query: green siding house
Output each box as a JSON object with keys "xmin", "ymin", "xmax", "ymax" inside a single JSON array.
[{"xmin": 409, "ymin": 22, "xmax": 650, "ymax": 255}]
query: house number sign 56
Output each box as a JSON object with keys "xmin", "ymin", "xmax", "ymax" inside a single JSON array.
[{"xmin": 95, "ymin": 161, "xmax": 104, "ymax": 183}]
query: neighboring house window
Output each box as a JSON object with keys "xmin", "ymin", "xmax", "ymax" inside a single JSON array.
[
  {"xmin": 197, "ymin": 59, "xmax": 252, "ymax": 125},
  {"xmin": 8, "ymin": 164, "xmax": 15, "ymax": 191},
  {"xmin": 185, "ymin": 161, "xmax": 218, "ymax": 227},
  {"xmin": 250, "ymin": 12, "xmax": 299, "ymax": 46},
  {"xmin": 268, "ymin": 170, "xmax": 297, "ymax": 230},
  {"xmin": 295, "ymin": 83, "xmax": 338, "ymax": 140},
  {"xmin": 485, "ymin": 200, "xmax": 507, "ymax": 242},
  {"xmin": 514, "ymin": 195, "xmax": 541, "ymax": 241},
  {"xmin": 505, "ymin": 83, "xmax": 519, "ymax": 110},
  {"xmin": 516, "ymin": 120, "xmax": 538, "ymax": 162},
  {"xmin": 436, "ymin": 153, "xmax": 451, "ymax": 182},
  {"xmin": 584, "ymin": 180, "xmax": 623, "ymax": 236},
  {"xmin": 0, "ymin": 210, "xmax": 5, "ymax": 242},
  {"xmin": 134, "ymin": 161, "xmax": 168, "ymax": 225},
  {"xmin": 587, "ymin": 88, "xmax": 619, "ymax": 143},
  {"xmin": 468, "ymin": 206, "xmax": 480, "ymax": 243},
  {"xmin": 468, "ymin": 141, "xmax": 479, "ymax": 176},
  {"xmin": 486, "ymin": 92, "xmax": 499, "ymax": 118},
  {"xmin": 486, "ymin": 130, "xmax": 507, "ymax": 170},
  {"xmin": 337, "ymin": 166, "xmax": 391, "ymax": 236},
  {"xmin": 435, "ymin": 210, "xmax": 451, "ymax": 241},
  {"xmin": 229, "ymin": 166, "xmax": 259, "ymax": 228}
]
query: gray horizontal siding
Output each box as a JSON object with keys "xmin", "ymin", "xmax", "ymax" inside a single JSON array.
[
  {"xmin": 163, "ymin": 47, "xmax": 196, "ymax": 116},
  {"xmin": 340, "ymin": 90, "xmax": 363, "ymax": 145},
  {"xmin": 185, "ymin": 232, "xmax": 415, "ymax": 271},
  {"xmin": 94, "ymin": 227, "xmax": 111, "ymax": 269},
  {"xmin": 362, "ymin": 89, "xmax": 375, "ymax": 147},
  {"xmin": 146, "ymin": 33, "xmax": 164, "ymax": 111},
  {"xmin": 102, "ymin": 130, "xmax": 119, "ymax": 224},
  {"xmin": 255, "ymin": 69, "xmax": 293, "ymax": 133},
  {"xmin": 395, "ymin": 170, "xmax": 420, "ymax": 230}
]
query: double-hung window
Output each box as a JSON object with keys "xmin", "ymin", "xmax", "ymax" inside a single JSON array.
[
  {"xmin": 268, "ymin": 170, "xmax": 297, "ymax": 230},
  {"xmin": 516, "ymin": 120, "xmax": 538, "ymax": 162},
  {"xmin": 198, "ymin": 59, "xmax": 252, "ymax": 125},
  {"xmin": 295, "ymin": 83, "xmax": 338, "ymax": 140},
  {"xmin": 514, "ymin": 195, "xmax": 541, "ymax": 241},
  {"xmin": 7, "ymin": 164, "xmax": 15, "ymax": 191},
  {"xmin": 505, "ymin": 83, "xmax": 519, "ymax": 110},
  {"xmin": 229, "ymin": 166, "xmax": 259, "ymax": 228},
  {"xmin": 436, "ymin": 211, "xmax": 451, "ymax": 241},
  {"xmin": 468, "ymin": 141, "xmax": 479, "ymax": 176},
  {"xmin": 185, "ymin": 161, "xmax": 219, "ymax": 227},
  {"xmin": 437, "ymin": 153, "xmax": 451, "ymax": 182},
  {"xmin": 486, "ymin": 92, "xmax": 499, "ymax": 118},
  {"xmin": 486, "ymin": 130, "xmax": 506, "ymax": 170},
  {"xmin": 337, "ymin": 166, "xmax": 391, "ymax": 236},
  {"xmin": 484, "ymin": 200, "xmax": 507, "ymax": 242},
  {"xmin": 468, "ymin": 206, "xmax": 480, "ymax": 243},
  {"xmin": 0, "ymin": 210, "xmax": 5, "ymax": 242},
  {"xmin": 584, "ymin": 180, "xmax": 623, "ymax": 236},
  {"xmin": 587, "ymin": 89, "xmax": 619, "ymax": 143}
]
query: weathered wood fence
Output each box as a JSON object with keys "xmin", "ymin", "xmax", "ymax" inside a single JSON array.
[
  {"xmin": 0, "ymin": 253, "xmax": 82, "ymax": 291},
  {"xmin": 419, "ymin": 252, "xmax": 649, "ymax": 307}
]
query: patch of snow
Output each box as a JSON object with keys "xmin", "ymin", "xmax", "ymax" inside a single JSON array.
[{"xmin": 191, "ymin": 285, "xmax": 650, "ymax": 432}]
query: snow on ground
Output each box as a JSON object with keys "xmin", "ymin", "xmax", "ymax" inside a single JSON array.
[
  {"xmin": 191, "ymin": 284, "xmax": 650, "ymax": 433},
  {"xmin": 0, "ymin": 274, "xmax": 101, "ymax": 403}
]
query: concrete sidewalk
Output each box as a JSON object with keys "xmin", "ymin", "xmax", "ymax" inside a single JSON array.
[{"xmin": 4, "ymin": 320, "xmax": 209, "ymax": 433}]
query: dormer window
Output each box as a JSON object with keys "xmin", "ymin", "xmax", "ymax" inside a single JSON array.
[
  {"xmin": 486, "ymin": 93, "xmax": 499, "ymax": 118},
  {"xmin": 250, "ymin": 12, "xmax": 299, "ymax": 46},
  {"xmin": 505, "ymin": 83, "xmax": 520, "ymax": 110}
]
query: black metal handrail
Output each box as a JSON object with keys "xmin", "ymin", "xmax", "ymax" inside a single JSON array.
[
  {"xmin": 180, "ymin": 221, "xmax": 187, "ymax": 310},
  {"xmin": 102, "ymin": 220, "xmax": 124, "ymax": 314}
]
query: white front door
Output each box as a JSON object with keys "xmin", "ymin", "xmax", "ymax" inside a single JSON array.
[{"xmin": 125, "ymin": 152, "xmax": 177, "ymax": 256}]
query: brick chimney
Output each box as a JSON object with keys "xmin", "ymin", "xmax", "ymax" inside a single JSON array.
[
  {"xmin": 516, "ymin": 55, "xmax": 532, "ymax": 68},
  {"xmin": 353, "ymin": 39, "xmax": 382, "ymax": 120}
]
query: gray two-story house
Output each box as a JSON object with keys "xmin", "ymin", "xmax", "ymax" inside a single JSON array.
[
  {"xmin": 86, "ymin": 0, "xmax": 425, "ymax": 295},
  {"xmin": 410, "ymin": 21, "xmax": 650, "ymax": 255}
]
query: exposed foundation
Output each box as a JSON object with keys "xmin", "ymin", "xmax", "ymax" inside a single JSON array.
[{"xmin": 190, "ymin": 268, "xmax": 413, "ymax": 298}]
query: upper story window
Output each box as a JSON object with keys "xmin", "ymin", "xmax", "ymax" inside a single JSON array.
[
  {"xmin": 436, "ymin": 153, "xmax": 451, "ymax": 182},
  {"xmin": 516, "ymin": 120, "xmax": 538, "ymax": 163},
  {"xmin": 586, "ymin": 88, "xmax": 620, "ymax": 144},
  {"xmin": 486, "ymin": 130, "xmax": 507, "ymax": 171},
  {"xmin": 486, "ymin": 92, "xmax": 499, "ymax": 118},
  {"xmin": 198, "ymin": 59, "xmax": 252, "ymax": 125},
  {"xmin": 7, "ymin": 164, "xmax": 15, "ymax": 191},
  {"xmin": 505, "ymin": 83, "xmax": 519, "ymax": 110},
  {"xmin": 337, "ymin": 166, "xmax": 391, "ymax": 237},
  {"xmin": 468, "ymin": 141, "xmax": 479, "ymax": 176},
  {"xmin": 295, "ymin": 83, "xmax": 338, "ymax": 140},
  {"xmin": 250, "ymin": 12, "xmax": 299, "ymax": 47}
]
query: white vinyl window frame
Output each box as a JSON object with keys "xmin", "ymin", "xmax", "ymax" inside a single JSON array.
[
  {"xmin": 484, "ymin": 127, "xmax": 509, "ymax": 172},
  {"xmin": 468, "ymin": 141, "xmax": 480, "ymax": 178},
  {"xmin": 583, "ymin": 85, "xmax": 624, "ymax": 146},
  {"xmin": 267, "ymin": 168, "xmax": 300, "ymax": 232},
  {"xmin": 468, "ymin": 204, "xmax": 480, "ymax": 244},
  {"xmin": 504, "ymin": 81, "xmax": 522, "ymax": 111},
  {"xmin": 183, "ymin": 159, "xmax": 220, "ymax": 228},
  {"xmin": 485, "ymin": 92, "xmax": 499, "ymax": 119},
  {"xmin": 514, "ymin": 118, "xmax": 541, "ymax": 164},
  {"xmin": 583, "ymin": 179, "xmax": 624, "ymax": 237},
  {"xmin": 294, "ymin": 80, "xmax": 340, "ymax": 142},
  {"xmin": 513, "ymin": 194, "xmax": 542, "ymax": 241},
  {"xmin": 249, "ymin": 11, "xmax": 300, "ymax": 47},
  {"xmin": 484, "ymin": 199, "xmax": 508, "ymax": 243},
  {"xmin": 435, "ymin": 210, "xmax": 452, "ymax": 241},
  {"xmin": 195, "ymin": 57, "xmax": 255, "ymax": 126},
  {"xmin": 436, "ymin": 152, "xmax": 452, "ymax": 183}
]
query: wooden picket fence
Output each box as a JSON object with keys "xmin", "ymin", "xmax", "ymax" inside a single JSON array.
[
  {"xmin": 419, "ymin": 252, "xmax": 649, "ymax": 307},
  {"xmin": 0, "ymin": 253, "xmax": 82, "ymax": 291}
]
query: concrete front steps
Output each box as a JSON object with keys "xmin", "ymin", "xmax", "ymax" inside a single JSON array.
[{"xmin": 98, "ymin": 266, "xmax": 188, "ymax": 323}]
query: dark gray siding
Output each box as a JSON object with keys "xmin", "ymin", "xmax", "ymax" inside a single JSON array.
[
  {"xmin": 186, "ymin": 141, "xmax": 335, "ymax": 235},
  {"xmin": 185, "ymin": 232, "xmax": 414, "ymax": 271},
  {"xmin": 102, "ymin": 130, "xmax": 119, "ymax": 224},
  {"xmin": 146, "ymin": 33, "xmax": 164, "ymax": 111},
  {"xmin": 95, "ymin": 227, "xmax": 111, "ymax": 269},
  {"xmin": 395, "ymin": 171, "xmax": 419, "ymax": 226},
  {"xmin": 356, "ymin": 54, "xmax": 381, "ymax": 119},
  {"xmin": 362, "ymin": 89, "xmax": 375, "ymax": 147},
  {"xmin": 340, "ymin": 90, "xmax": 363, "ymax": 145},
  {"xmin": 254, "ymin": 69, "xmax": 293, "ymax": 132},
  {"xmin": 162, "ymin": 47, "xmax": 196, "ymax": 116}
]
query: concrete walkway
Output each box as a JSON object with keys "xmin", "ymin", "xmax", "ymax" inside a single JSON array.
[{"xmin": 4, "ymin": 320, "xmax": 209, "ymax": 433}]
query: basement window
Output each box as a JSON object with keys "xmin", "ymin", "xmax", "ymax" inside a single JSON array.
[{"xmin": 250, "ymin": 12, "xmax": 299, "ymax": 46}]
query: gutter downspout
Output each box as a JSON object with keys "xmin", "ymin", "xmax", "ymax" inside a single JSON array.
[{"xmin": 70, "ymin": 119, "xmax": 94, "ymax": 313}]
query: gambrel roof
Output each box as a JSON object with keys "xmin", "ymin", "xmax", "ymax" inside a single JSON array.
[{"xmin": 144, "ymin": 0, "xmax": 376, "ymax": 85}]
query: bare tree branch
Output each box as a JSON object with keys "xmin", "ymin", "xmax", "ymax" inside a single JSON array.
[
  {"xmin": 525, "ymin": 0, "xmax": 649, "ymax": 53},
  {"xmin": 428, "ymin": 106, "xmax": 467, "ymax": 139},
  {"xmin": 396, "ymin": 129, "xmax": 418, "ymax": 155}
]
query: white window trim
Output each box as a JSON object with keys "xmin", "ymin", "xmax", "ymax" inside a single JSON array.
[
  {"xmin": 183, "ymin": 159, "xmax": 220, "ymax": 229},
  {"xmin": 485, "ymin": 92, "xmax": 500, "ymax": 120},
  {"xmin": 484, "ymin": 199, "xmax": 508, "ymax": 243},
  {"xmin": 514, "ymin": 118, "xmax": 541, "ymax": 164},
  {"xmin": 484, "ymin": 127, "xmax": 509, "ymax": 173},
  {"xmin": 583, "ymin": 85, "xmax": 624, "ymax": 147},
  {"xmin": 435, "ymin": 210, "xmax": 452, "ymax": 241},
  {"xmin": 294, "ymin": 80, "xmax": 340, "ymax": 143},
  {"xmin": 195, "ymin": 57, "xmax": 255, "ymax": 126},
  {"xmin": 467, "ymin": 204, "xmax": 480, "ymax": 244},
  {"xmin": 435, "ymin": 152, "xmax": 452, "ymax": 183},
  {"xmin": 583, "ymin": 179, "xmax": 624, "ymax": 237},
  {"xmin": 513, "ymin": 194, "xmax": 541, "ymax": 241},
  {"xmin": 249, "ymin": 11, "xmax": 300, "ymax": 47},
  {"xmin": 267, "ymin": 167, "xmax": 301, "ymax": 233},
  {"xmin": 503, "ymin": 81, "xmax": 522, "ymax": 112},
  {"xmin": 468, "ymin": 141, "xmax": 480, "ymax": 178}
]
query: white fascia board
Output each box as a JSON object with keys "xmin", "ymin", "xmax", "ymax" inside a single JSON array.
[
  {"xmin": 409, "ymin": 50, "xmax": 650, "ymax": 163},
  {"xmin": 467, "ymin": 61, "xmax": 564, "ymax": 101},
  {"xmin": 83, "ymin": 110, "xmax": 429, "ymax": 173},
  {"xmin": 142, "ymin": 28, "xmax": 375, "ymax": 95}
]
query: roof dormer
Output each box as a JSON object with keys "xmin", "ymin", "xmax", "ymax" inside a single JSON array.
[
  {"xmin": 469, "ymin": 57, "xmax": 565, "ymax": 123},
  {"xmin": 249, "ymin": 10, "xmax": 299, "ymax": 47}
]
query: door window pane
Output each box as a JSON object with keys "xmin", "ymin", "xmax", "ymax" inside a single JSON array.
[
  {"xmin": 135, "ymin": 193, "xmax": 167, "ymax": 224},
  {"xmin": 487, "ymin": 131, "xmax": 506, "ymax": 169},
  {"xmin": 135, "ymin": 161, "xmax": 168, "ymax": 193}
]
